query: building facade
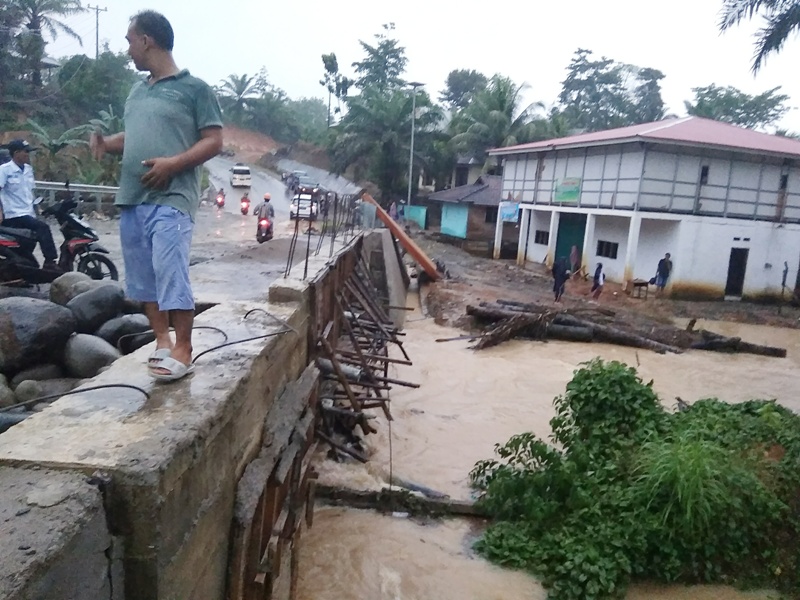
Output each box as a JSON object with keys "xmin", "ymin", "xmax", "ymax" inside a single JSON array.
[{"xmin": 491, "ymin": 117, "xmax": 800, "ymax": 300}]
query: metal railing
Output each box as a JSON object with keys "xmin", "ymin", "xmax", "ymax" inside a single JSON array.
[{"xmin": 33, "ymin": 180, "xmax": 119, "ymax": 214}]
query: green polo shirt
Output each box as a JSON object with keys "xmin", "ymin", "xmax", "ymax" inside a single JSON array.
[{"xmin": 117, "ymin": 69, "xmax": 222, "ymax": 220}]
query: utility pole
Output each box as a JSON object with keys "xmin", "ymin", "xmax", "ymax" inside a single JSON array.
[
  {"xmin": 406, "ymin": 82, "xmax": 424, "ymax": 207},
  {"xmin": 87, "ymin": 5, "xmax": 107, "ymax": 59}
]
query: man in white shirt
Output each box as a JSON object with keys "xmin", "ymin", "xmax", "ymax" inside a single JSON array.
[{"xmin": 0, "ymin": 139, "xmax": 60, "ymax": 270}]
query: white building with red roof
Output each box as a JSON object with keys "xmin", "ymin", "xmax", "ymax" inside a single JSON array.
[{"xmin": 489, "ymin": 116, "xmax": 800, "ymax": 300}]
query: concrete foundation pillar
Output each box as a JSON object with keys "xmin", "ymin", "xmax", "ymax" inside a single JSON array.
[
  {"xmin": 515, "ymin": 207, "xmax": 530, "ymax": 264},
  {"xmin": 623, "ymin": 214, "xmax": 642, "ymax": 288},
  {"xmin": 546, "ymin": 211, "xmax": 560, "ymax": 268},
  {"xmin": 581, "ymin": 213, "xmax": 595, "ymax": 275}
]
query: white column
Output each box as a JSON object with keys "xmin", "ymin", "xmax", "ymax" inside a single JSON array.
[
  {"xmin": 581, "ymin": 213, "xmax": 595, "ymax": 276},
  {"xmin": 546, "ymin": 211, "xmax": 560, "ymax": 268},
  {"xmin": 493, "ymin": 203, "xmax": 506, "ymax": 260},
  {"xmin": 515, "ymin": 207, "xmax": 530, "ymax": 264},
  {"xmin": 623, "ymin": 214, "xmax": 642, "ymax": 289}
]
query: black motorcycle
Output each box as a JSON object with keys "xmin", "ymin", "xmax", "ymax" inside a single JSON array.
[
  {"xmin": 0, "ymin": 198, "xmax": 118, "ymax": 285},
  {"xmin": 256, "ymin": 217, "xmax": 273, "ymax": 243},
  {"xmin": 44, "ymin": 199, "xmax": 117, "ymax": 279}
]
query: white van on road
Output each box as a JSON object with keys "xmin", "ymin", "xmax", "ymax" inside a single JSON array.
[{"xmin": 230, "ymin": 163, "xmax": 252, "ymax": 188}]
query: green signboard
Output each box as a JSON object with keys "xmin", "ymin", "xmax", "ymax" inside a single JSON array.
[{"xmin": 555, "ymin": 177, "xmax": 582, "ymax": 203}]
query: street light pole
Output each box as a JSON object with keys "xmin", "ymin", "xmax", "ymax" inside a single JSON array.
[{"xmin": 406, "ymin": 82, "xmax": 423, "ymax": 207}]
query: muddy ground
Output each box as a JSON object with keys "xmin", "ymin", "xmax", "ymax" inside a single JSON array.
[{"xmin": 411, "ymin": 230, "xmax": 800, "ymax": 332}]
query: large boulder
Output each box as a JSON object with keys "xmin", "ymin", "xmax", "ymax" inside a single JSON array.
[
  {"xmin": 49, "ymin": 272, "xmax": 95, "ymax": 306},
  {"xmin": 14, "ymin": 378, "xmax": 82, "ymax": 404},
  {"xmin": 10, "ymin": 363, "xmax": 64, "ymax": 389},
  {"xmin": 63, "ymin": 334, "xmax": 121, "ymax": 378},
  {"xmin": 0, "ymin": 298, "xmax": 77, "ymax": 376},
  {"xmin": 95, "ymin": 313, "xmax": 152, "ymax": 351},
  {"xmin": 67, "ymin": 284, "xmax": 125, "ymax": 334},
  {"xmin": 0, "ymin": 379, "xmax": 15, "ymax": 408}
]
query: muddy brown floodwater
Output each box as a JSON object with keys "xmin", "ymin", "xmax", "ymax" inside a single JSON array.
[{"xmin": 298, "ymin": 294, "xmax": 794, "ymax": 600}]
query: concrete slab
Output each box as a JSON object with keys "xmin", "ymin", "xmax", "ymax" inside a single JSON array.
[
  {"xmin": 0, "ymin": 301, "xmax": 302, "ymax": 470},
  {"xmin": 0, "ymin": 466, "xmax": 112, "ymax": 600}
]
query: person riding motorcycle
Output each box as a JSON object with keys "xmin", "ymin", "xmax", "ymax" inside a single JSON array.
[{"xmin": 254, "ymin": 193, "xmax": 275, "ymax": 221}]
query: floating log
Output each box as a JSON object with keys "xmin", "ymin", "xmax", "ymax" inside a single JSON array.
[
  {"xmin": 472, "ymin": 313, "xmax": 547, "ymax": 350},
  {"xmin": 690, "ymin": 329, "xmax": 786, "ymax": 358},
  {"xmin": 546, "ymin": 324, "xmax": 594, "ymax": 343},
  {"xmin": 466, "ymin": 304, "xmax": 682, "ymax": 354},
  {"xmin": 556, "ymin": 314, "xmax": 682, "ymax": 354},
  {"xmin": 315, "ymin": 485, "xmax": 487, "ymax": 518}
]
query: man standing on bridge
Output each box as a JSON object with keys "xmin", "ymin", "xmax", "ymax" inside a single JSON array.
[{"xmin": 91, "ymin": 10, "xmax": 223, "ymax": 382}]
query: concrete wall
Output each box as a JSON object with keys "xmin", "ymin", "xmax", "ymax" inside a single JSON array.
[
  {"xmin": 0, "ymin": 234, "xmax": 378, "ymax": 599},
  {"xmin": 0, "ymin": 467, "xmax": 118, "ymax": 600},
  {"xmin": 522, "ymin": 209, "xmax": 551, "ymax": 265},
  {"xmin": 633, "ymin": 218, "xmax": 681, "ymax": 284},
  {"xmin": 590, "ymin": 214, "xmax": 630, "ymax": 282},
  {"xmin": 671, "ymin": 216, "xmax": 800, "ymax": 299}
]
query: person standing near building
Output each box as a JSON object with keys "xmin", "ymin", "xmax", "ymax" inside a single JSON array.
[
  {"xmin": 590, "ymin": 262, "xmax": 605, "ymax": 300},
  {"xmin": 655, "ymin": 252, "xmax": 673, "ymax": 296},
  {"xmin": 0, "ymin": 139, "xmax": 61, "ymax": 271},
  {"xmin": 552, "ymin": 256, "xmax": 569, "ymax": 302},
  {"xmin": 90, "ymin": 10, "xmax": 223, "ymax": 381}
]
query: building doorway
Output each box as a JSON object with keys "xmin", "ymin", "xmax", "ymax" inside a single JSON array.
[
  {"xmin": 724, "ymin": 248, "xmax": 749, "ymax": 297},
  {"xmin": 555, "ymin": 213, "xmax": 587, "ymax": 270}
]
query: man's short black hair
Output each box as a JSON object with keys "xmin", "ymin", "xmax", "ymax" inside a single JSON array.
[{"xmin": 131, "ymin": 10, "xmax": 174, "ymax": 51}]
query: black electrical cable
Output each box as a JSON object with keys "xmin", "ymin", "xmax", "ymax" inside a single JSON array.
[
  {"xmin": 115, "ymin": 325, "xmax": 229, "ymax": 353},
  {"xmin": 243, "ymin": 308, "xmax": 300, "ymax": 334},
  {"xmin": 191, "ymin": 329, "xmax": 294, "ymax": 365},
  {"xmin": 0, "ymin": 384, "xmax": 150, "ymax": 414}
]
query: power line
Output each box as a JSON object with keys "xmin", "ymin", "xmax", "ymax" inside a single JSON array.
[{"xmin": 86, "ymin": 5, "xmax": 107, "ymax": 59}]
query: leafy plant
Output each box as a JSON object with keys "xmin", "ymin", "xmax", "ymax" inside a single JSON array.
[{"xmin": 470, "ymin": 360, "xmax": 800, "ymax": 600}]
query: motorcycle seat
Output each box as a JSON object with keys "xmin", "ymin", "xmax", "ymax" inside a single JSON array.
[{"xmin": 0, "ymin": 225, "xmax": 37, "ymax": 240}]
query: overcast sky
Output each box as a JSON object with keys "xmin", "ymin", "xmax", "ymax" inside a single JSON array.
[{"xmin": 48, "ymin": 0, "xmax": 800, "ymax": 131}]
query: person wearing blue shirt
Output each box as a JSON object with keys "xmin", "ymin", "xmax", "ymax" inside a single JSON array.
[{"xmin": 0, "ymin": 139, "xmax": 60, "ymax": 271}]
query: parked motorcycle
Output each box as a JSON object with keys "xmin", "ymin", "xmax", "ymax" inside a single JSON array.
[
  {"xmin": 0, "ymin": 198, "xmax": 118, "ymax": 285},
  {"xmin": 240, "ymin": 196, "xmax": 251, "ymax": 215},
  {"xmin": 43, "ymin": 198, "xmax": 118, "ymax": 280},
  {"xmin": 256, "ymin": 218, "xmax": 273, "ymax": 244}
]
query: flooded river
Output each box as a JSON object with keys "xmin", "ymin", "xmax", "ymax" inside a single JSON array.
[{"xmin": 297, "ymin": 310, "xmax": 795, "ymax": 599}]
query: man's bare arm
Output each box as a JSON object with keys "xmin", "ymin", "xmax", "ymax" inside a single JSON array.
[
  {"xmin": 90, "ymin": 131, "xmax": 125, "ymax": 160},
  {"xmin": 140, "ymin": 127, "xmax": 223, "ymax": 189}
]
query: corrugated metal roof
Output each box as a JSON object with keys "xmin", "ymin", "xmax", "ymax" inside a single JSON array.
[
  {"xmin": 489, "ymin": 116, "xmax": 800, "ymax": 159},
  {"xmin": 427, "ymin": 175, "xmax": 503, "ymax": 206}
]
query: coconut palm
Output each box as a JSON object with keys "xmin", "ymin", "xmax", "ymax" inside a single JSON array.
[
  {"xmin": 449, "ymin": 75, "xmax": 546, "ymax": 172},
  {"xmin": 720, "ymin": 0, "xmax": 800, "ymax": 72},
  {"xmin": 11, "ymin": 0, "xmax": 85, "ymax": 86},
  {"xmin": 330, "ymin": 89, "xmax": 441, "ymax": 200},
  {"xmin": 216, "ymin": 73, "xmax": 265, "ymax": 124}
]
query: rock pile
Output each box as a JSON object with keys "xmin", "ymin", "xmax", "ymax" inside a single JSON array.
[{"xmin": 0, "ymin": 272, "xmax": 153, "ymax": 413}]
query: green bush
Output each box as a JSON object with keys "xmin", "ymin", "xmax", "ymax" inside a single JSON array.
[{"xmin": 470, "ymin": 359, "xmax": 800, "ymax": 600}]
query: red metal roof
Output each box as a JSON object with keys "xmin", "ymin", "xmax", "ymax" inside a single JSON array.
[{"xmin": 489, "ymin": 117, "xmax": 800, "ymax": 158}]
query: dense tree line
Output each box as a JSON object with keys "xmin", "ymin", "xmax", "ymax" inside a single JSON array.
[
  {"xmin": 323, "ymin": 25, "xmax": 793, "ymax": 201},
  {"xmin": 2, "ymin": 2, "xmax": 798, "ymax": 194}
]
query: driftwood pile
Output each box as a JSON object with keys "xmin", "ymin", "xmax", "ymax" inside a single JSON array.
[
  {"xmin": 315, "ymin": 256, "xmax": 418, "ymax": 463},
  {"xmin": 465, "ymin": 299, "xmax": 787, "ymax": 358}
]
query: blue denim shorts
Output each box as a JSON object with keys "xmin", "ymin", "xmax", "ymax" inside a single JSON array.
[{"xmin": 120, "ymin": 204, "xmax": 194, "ymax": 311}]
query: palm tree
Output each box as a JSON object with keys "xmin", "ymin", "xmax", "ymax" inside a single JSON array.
[
  {"xmin": 216, "ymin": 73, "xmax": 265, "ymax": 124},
  {"xmin": 449, "ymin": 75, "xmax": 545, "ymax": 172},
  {"xmin": 720, "ymin": 0, "xmax": 800, "ymax": 72},
  {"xmin": 11, "ymin": 0, "xmax": 85, "ymax": 86},
  {"xmin": 330, "ymin": 89, "xmax": 441, "ymax": 200}
]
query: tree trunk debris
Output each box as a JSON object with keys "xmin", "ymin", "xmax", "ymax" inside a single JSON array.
[
  {"xmin": 465, "ymin": 300, "xmax": 786, "ymax": 358},
  {"xmin": 316, "ymin": 485, "xmax": 487, "ymax": 518}
]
